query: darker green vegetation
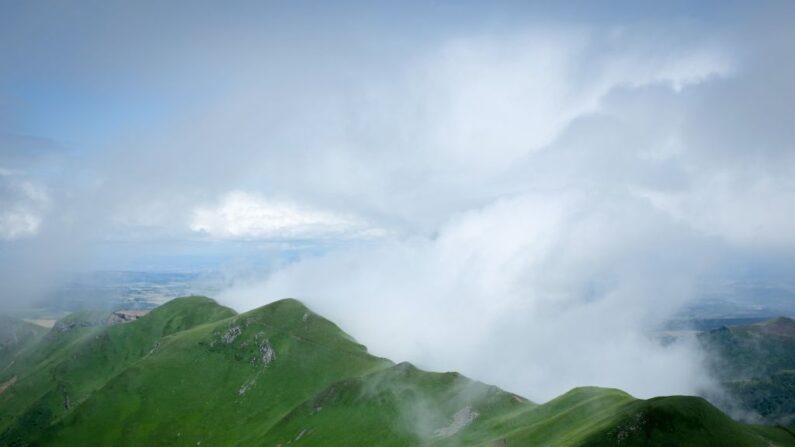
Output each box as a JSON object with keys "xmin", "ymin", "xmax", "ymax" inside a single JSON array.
[{"xmin": 700, "ymin": 316, "xmax": 795, "ymax": 426}]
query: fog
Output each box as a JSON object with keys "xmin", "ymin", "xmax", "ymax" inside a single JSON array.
[{"xmin": 2, "ymin": 1, "xmax": 794, "ymax": 402}]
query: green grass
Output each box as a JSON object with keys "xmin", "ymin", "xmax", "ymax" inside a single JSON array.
[
  {"xmin": 1, "ymin": 297, "xmax": 793, "ymax": 446},
  {"xmin": 37, "ymin": 298, "xmax": 391, "ymax": 446},
  {"xmin": 260, "ymin": 362, "xmax": 529, "ymax": 446},
  {"xmin": 579, "ymin": 395, "xmax": 787, "ymax": 447},
  {"xmin": 0, "ymin": 296, "xmax": 236, "ymax": 445}
]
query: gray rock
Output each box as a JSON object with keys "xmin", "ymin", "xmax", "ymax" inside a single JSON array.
[
  {"xmin": 259, "ymin": 340, "xmax": 276, "ymax": 366},
  {"xmin": 223, "ymin": 326, "xmax": 241, "ymax": 344}
]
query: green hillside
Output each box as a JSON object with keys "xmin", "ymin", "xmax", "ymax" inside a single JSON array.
[{"xmin": 0, "ymin": 297, "xmax": 793, "ymax": 446}]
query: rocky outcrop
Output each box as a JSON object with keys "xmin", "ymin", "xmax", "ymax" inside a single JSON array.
[
  {"xmin": 0, "ymin": 376, "xmax": 15, "ymax": 395},
  {"xmin": 53, "ymin": 319, "xmax": 101, "ymax": 333},
  {"xmin": 223, "ymin": 326, "xmax": 241, "ymax": 344},
  {"xmin": 239, "ymin": 378, "xmax": 255, "ymax": 395},
  {"xmin": 259, "ymin": 340, "xmax": 275, "ymax": 366},
  {"xmin": 51, "ymin": 309, "xmax": 149, "ymax": 333},
  {"xmin": 106, "ymin": 310, "xmax": 149, "ymax": 325},
  {"xmin": 433, "ymin": 406, "xmax": 479, "ymax": 438}
]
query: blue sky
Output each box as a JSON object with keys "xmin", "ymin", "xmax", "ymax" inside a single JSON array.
[
  {"xmin": 1, "ymin": 0, "xmax": 794, "ymax": 401},
  {"xmin": 0, "ymin": 1, "xmax": 744, "ymax": 154}
]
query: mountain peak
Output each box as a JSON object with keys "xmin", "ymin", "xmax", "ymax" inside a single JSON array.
[
  {"xmin": 240, "ymin": 297, "xmax": 316, "ymax": 328},
  {"xmin": 266, "ymin": 297, "xmax": 311, "ymax": 312},
  {"xmin": 140, "ymin": 295, "xmax": 237, "ymax": 336},
  {"xmin": 757, "ymin": 316, "xmax": 795, "ymax": 337}
]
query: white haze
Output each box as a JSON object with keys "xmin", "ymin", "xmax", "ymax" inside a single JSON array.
[
  {"xmin": 2, "ymin": 2, "xmax": 794, "ymax": 403},
  {"xmin": 221, "ymin": 191, "xmax": 722, "ymax": 401}
]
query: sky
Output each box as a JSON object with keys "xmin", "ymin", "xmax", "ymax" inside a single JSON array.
[{"xmin": 1, "ymin": 1, "xmax": 794, "ymax": 403}]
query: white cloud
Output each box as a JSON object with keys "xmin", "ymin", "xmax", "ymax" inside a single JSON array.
[
  {"xmin": 220, "ymin": 191, "xmax": 718, "ymax": 401},
  {"xmin": 414, "ymin": 31, "xmax": 732, "ymax": 174},
  {"xmin": 3, "ymin": 1, "xmax": 794, "ymax": 412},
  {"xmin": 636, "ymin": 174, "xmax": 795, "ymax": 249},
  {"xmin": 0, "ymin": 170, "xmax": 49, "ymax": 240},
  {"xmin": 189, "ymin": 190, "xmax": 382, "ymax": 240},
  {"xmin": 0, "ymin": 210, "xmax": 42, "ymax": 240}
]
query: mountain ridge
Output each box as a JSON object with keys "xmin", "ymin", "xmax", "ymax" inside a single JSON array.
[{"xmin": 0, "ymin": 297, "xmax": 792, "ymax": 446}]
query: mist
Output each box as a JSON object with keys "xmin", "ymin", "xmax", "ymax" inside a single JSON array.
[{"xmin": 2, "ymin": 1, "xmax": 794, "ymax": 405}]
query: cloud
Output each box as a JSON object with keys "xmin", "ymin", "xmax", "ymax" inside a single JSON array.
[
  {"xmin": 0, "ymin": 170, "xmax": 49, "ymax": 240},
  {"xmin": 1, "ymin": 0, "xmax": 794, "ymax": 409},
  {"xmin": 207, "ymin": 7, "xmax": 790, "ymax": 403},
  {"xmin": 637, "ymin": 176, "xmax": 795, "ymax": 250},
  {"xmin": 220, "ymin": 190, "xmax": 721, "ymax": 401},
  {"xmin": 189, "ymin": 190, "xmax": 382, "ymax": 241},
  {"xmin": 412, "ymin": 29, "xmax": 732, "ymax": 172}
]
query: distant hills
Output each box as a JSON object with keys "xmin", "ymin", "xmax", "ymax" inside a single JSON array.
[
  {"xmin": 700, "ymin": 316, "xmax": 795, "ymax": 426},
  {"xmin": 1, "ymin": 297, "xmax": 793, "ymax": 446}
]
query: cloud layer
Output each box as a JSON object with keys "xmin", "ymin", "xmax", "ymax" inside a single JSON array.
[
  {"xmin": 190, "ymin": 190, "xmax": 380, "ymax": 240},
  {"xmin": 2, "ymin": 1, "xmax": 794, "ymax": 403},
  {"xmin": 0, "ymin": 170, "xmax": 49, "ymax": 240}
]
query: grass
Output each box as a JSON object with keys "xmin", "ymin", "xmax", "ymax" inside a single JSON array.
[{"xmin": 0, "ymin": 297, "xmax": 793, "ymax": 446}]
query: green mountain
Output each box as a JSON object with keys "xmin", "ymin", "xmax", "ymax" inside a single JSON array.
[
  {"xmin": 700, "ymin": 316, "xmax": 795, "ymax": 425},
  {"xmin": 1, "ymin": 297, "xmax": 793, "ymax": 446}
]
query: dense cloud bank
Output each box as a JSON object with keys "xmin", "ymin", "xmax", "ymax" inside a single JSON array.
[{"xmin": 2, "ymin": 1, "xmax": 794, "ymax": 401}]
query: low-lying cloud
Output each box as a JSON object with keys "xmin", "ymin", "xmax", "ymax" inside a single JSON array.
[
  {"xmin": 220, "ymin": 190, "xmax": 720, "ymax": 401},
  {"xmin": 0, "ymin": 169, "xmax": 50, "ymax": 240}
]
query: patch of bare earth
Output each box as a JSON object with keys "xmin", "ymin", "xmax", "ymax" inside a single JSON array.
[
  {"xmin": 0, "ymin": 376, "xmax": 16, "ymax": 395},
  {"xmin": 24, "ymin": 319, "xmax": 57, "ymax": 328}
]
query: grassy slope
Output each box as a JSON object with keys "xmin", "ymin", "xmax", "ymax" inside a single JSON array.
[
  {"xmin": 0, "ymin": 297, "xmax": 793, "ymax": 446},
  {"xmin": 0, "ymin": 296, "xmax": 237, "ymax": 445},
  {"xmin": 41, "ymin": 298, "xmax": 391, "ymax": 446},
  {"xmin": 266, "ymin": 378, "xmax": 795, "ymax": 447},
  {"xmin": 579, "ymin": 395, "xmax": 792, "ymax": 447},
  {"xmin": 260, "ymin": 361, "xmax": 531, "ymax": 446}
]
